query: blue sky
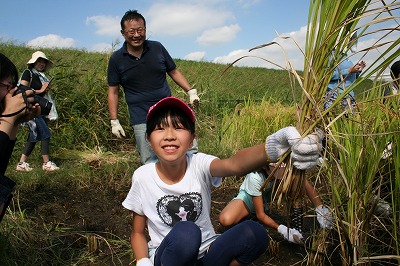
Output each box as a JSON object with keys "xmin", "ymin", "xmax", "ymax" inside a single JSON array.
[{"xmin": 1, "ymin": 0, "xmax": 398, "ymax": 76}]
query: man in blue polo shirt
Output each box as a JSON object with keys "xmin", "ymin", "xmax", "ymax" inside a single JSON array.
[{"xmin": 107, "ymin": 10, "xmax": 199, "ymax": 165}]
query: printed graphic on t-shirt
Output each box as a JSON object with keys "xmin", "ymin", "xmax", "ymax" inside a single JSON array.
[{"xmin": 157, "ymin": 192, "xmax": 202, "ymax": 226}]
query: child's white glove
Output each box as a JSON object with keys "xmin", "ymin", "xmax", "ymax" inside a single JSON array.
[
  {"xmin": 110, "ymin": 119, "xmax": 126, "ymax": 138},
  {"xmin": 290, "ymin": 130, "xmax": 323, "ymax": 170},
  {"xmin": 277, "ymin": 224, "xmax": 304, "ymax": 244},
  {"xmin": 265, "ymin": 126, "xmax": 322, "ymax": 170},
  {"xmin": 316, "ymin": 205, "xmax": 334, "ymax": 229},
  {"xmin": 187, "ymin": 89, "xmax": 200, "ymax": 106},
  {"xmin": 266, "ymin": 126, "xmax": 301, "ymax": 162},
  {"xmin": 136, "ymin": 258, "xmax": 153, "ymax": 266}
]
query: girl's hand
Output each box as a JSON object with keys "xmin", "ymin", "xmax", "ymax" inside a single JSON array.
[
  {"xmin": 41, "ymin": 82, "xmax": 50, "ymax": 93},
  {"xmin": 136, "ymin": 258, "xmax": 153, "ymax": 266},
  {"xmin": 277, "ymin": 224, "xmax": 304, "ymax": 244}
]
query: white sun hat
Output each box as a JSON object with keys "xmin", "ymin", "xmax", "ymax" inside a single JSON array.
[{"xmin": 27, "ymin": 51, "xmax": 53, "ymax": 72}]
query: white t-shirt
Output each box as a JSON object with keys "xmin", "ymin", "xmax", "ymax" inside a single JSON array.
[{"xmin": 122, "ymin": 153, "xmax": 222, "ymax": 255}]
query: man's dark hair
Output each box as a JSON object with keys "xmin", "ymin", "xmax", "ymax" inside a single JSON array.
[
  {"xmin": 0, "ymin": 53, "xmax": 18, "ymax": 85},
  {"xmin": 390, "ymin": 60, "xmax": 400, "ymax": 80},
  {"xmin": 121, "ymin": 10, "xmax": 146, "ymax": 30}
]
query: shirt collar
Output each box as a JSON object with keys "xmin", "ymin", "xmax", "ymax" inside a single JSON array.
[{"xmin": 122, "ymin": 40, "xmax": 149, "ymax": 55}]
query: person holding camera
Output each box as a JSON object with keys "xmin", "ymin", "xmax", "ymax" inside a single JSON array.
[
  {"xmin": 107, "ymin": 10, "xmax": 200, "ymax": 165},
  {"xmin": 16, "ymin": 51, "xmax": 59, "ymax": 171},
  {"xmin": 0, "ymin": 53, "xmax": 41, "ymax": 222}
]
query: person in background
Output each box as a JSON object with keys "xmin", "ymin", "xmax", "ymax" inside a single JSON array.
[
  {"xmin": 377, "ymin": 59, "xmax": 400, "ymax": 217},
  {"xmin": 16, "ymin": 51, "xmax": 59, "ymax": 171},
  {"xmin": 385, "ymin": 60, "xmax": 399, "ymax": 96},
  {"xmin": 0, "ymin": 53, "xmax": 40, "ymax": 222},
  {"xmin": 122, "ymin": 96, "xmax": 322, "ymax": 266},
  {"xmin": 219, "ymin": 164, "xmax": 333, "ymax": 244},
  {"xmin": 107, "ymin": 10, "xmax": 200, "ymax": 165},
  {"xmin": 324, "ymin": 59, "xmax": 366, "ymax": 111},
  {"xmin": 324, "ymin": 33, "xmax": 366, "ymax": 111}
]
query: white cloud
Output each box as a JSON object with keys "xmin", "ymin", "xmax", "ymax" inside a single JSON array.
[
  {"xmin": 86, "ymin": 15, "xmax": 120, "ymax": 36},
  {"xmin": 350, "ymin": 29, "xmax": 400, "ymax": 78},
  {"xmin": 26, "ymin": 34, "xmax": 76, "ymax": 49},
  {"xmin": 211, "ymin": 21, "xmax": 399, "ymax": 76},
  {"xmin": 147, "ymin": 3, "xmax": 234, "ymax": 36},
  {"xmin": 212, "ymin": 26, "xmax": 308, "ymax": 70},
  {"xmin": 184, "ymin": 51, "xmax": 206, "ymax": 61},
  {"xmin": 197, "ymin": 24, "xmax": 240, "ymax": 45}
]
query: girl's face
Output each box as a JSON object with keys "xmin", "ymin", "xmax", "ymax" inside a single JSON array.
[
  {"xmin": 148, "ymin": 116, "xmax": 195, "ymax": 164},
  {"xmin": 34, "ymin": 58, "xmax": 47, "ymax": 72}
]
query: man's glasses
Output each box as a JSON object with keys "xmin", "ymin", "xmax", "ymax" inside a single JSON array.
[
  {"xmin": 0, "ymin": 82, "xmax": 17, "ymax": 91},
  {"xmin": 124, "ymin": 27, "xmax": 145, "ymax": 36}
]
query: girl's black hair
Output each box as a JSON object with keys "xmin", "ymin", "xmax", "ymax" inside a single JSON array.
[
  {"xmin": 391, "ymin": 60, "xmax": 400, "ymax": 80},
  {"xmin": 146, "ymin": 106, "xmax": 195, "ymax": 136}
]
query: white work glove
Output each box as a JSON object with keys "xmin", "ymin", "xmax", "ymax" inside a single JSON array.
[
  {"xmin": 110, "ymin": 119, "xmax": 126, "ymax": 138},
  {"xmin": 265, "ymin": 126, "xmax": 322, "ymax": 170},
  {"xmin": 277, "ymin": 224, "xmax": 304, "ymax": 244},
  {"xmin": 265, "ymin": 126, "xmax": 301, "ymax": 162},
  {"xmin": 290, "ymin": 129, "xmax": 323, "ymax": 170},
  {"xmin": 187, "ymin": 89, "xmax": 200, "ymax": 106},
  {"xmin": 316, "ymin": 205, "xmax": 334, "ymax": 229},
  {"xmin": 136, "ymin": 258, "xmax": 153, "ymax": 266}
]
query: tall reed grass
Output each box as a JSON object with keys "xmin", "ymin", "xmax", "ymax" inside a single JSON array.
[{"xmin": 222, "ymin": 0, "xmax": 400, "ymax": 264}]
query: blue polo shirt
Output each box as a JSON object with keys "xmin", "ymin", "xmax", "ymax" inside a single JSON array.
[{"xmin": 107, "ymin": 40, "xmax": 176, "ymax": 125}]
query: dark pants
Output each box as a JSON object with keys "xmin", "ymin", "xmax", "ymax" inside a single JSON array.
[
  {"xmin": 154, "ymin": 220, "xmax": 268, "ymax": 266},
  {"xmin": 0, "ymin": 176, "xmax": 16, "ymax": 223}
]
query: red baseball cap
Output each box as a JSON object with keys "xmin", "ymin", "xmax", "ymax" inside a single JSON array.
[{"xmin": 146, "ymin": 96, "xmax": 195, "ymax": 122}]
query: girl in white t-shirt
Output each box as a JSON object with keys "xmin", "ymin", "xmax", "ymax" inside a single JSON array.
[{"xmin": 122, "ymin": 96, "xmax": 322, "ymax": 266}]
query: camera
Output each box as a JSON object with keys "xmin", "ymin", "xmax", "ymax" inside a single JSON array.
[{"xmin": 14, "ymin": 84, "xmax": 52, "ymax": 116}]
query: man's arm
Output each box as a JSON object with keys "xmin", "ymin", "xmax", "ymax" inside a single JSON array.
[
  {"xmin": 167, "ymin": 68, "xmax": 192, "ymax": 92},
  {"xmin": 108, "ymin": 85, "xmax": 120, "ymax": 120},
  {"xmin": 108, "ymin": 85, "xmax": 126, "ymax": 138},
  {"xmin": 168, "ymin": 69, "xmax": 199, "ymax": 105}
]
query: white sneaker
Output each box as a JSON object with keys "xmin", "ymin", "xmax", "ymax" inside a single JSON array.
[
  {"xmin": 42, "ymin": 161, "xmax": 60, "ymax": 171},
  {"xmin": 16, "ymin": 162, "xmax": 33, "ymax": 172}
]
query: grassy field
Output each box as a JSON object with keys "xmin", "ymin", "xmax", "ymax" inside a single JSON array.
[{"xmin": 1, "ymin": 43, "xmax": 398, "ymax": 266}]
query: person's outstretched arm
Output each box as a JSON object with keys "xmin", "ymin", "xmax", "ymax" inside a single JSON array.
[{"xmin": 210, "ymin": 126, "xmax": 323, "ymax": 177}]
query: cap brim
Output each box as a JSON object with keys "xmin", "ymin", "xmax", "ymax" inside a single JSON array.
[{"xmin": 147, "ymin": 96, "xmax": 195, "ymax": 122}]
